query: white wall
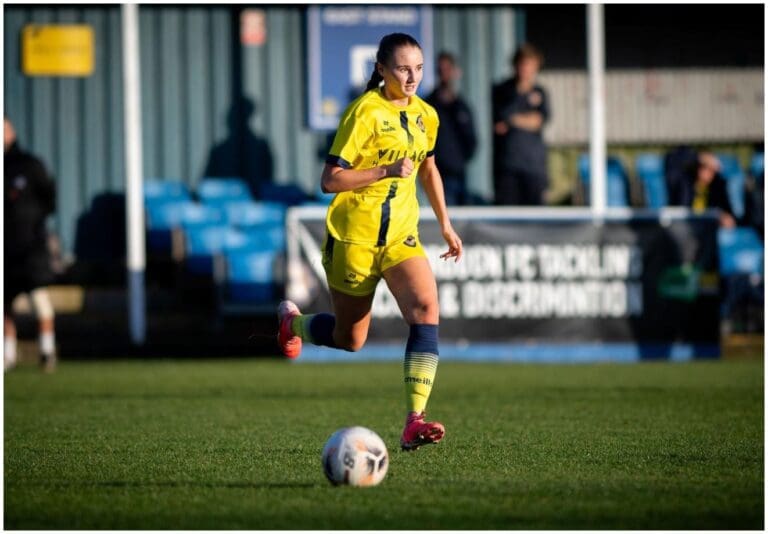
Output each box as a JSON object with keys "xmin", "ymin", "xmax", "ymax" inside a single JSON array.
[{"xmin": 538, "ymin": 68, "xmax": 764, "ymax": 145}]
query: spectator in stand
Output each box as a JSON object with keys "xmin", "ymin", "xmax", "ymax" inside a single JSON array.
[
  {"xmin": 744, "ymin": 149, "xmax": 764, "ymax": 238},
  {"xmin": 425, "ymin": 51, "xmax": 478, "ymax": 206},
  {"xmin": 664, "ymin": 145, "xmax": 698, "ymax": 205},
  {"xmin": 492, "ymin": 43, "xmax": 550, "ymax": 206},
  {"xmin": 680, "ymin": 151, "xmax": 736, "ymax": 228},
  {"xmin": 4, "ymin": 117, "xmax": 58, "ymax": 372}
]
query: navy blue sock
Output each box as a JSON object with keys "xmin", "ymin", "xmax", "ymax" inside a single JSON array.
[
  {"xmin": 307, "ymin": 313, "xmax": 337, "ymax": 348},
  {"xmin": 405, "ymin": 324, "xmax": 439, "ymax": 355}
]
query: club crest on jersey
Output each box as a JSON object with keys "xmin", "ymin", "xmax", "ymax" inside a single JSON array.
[
  {"xmin": 403, "ymin": 235, "xmax": 417, "ymax": 248},
  {"xmin": 415, "ymin": 114, "xmax": 425, "ymax": 133}
]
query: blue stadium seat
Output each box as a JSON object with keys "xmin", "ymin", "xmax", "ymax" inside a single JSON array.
[
  {"xmin": 144, "ymin": 179, "xmax": 191, "ymax": 204},
  {"xmin": 718, "ymin": 227, "xmax": 764, "ymax": 276},
  {"xmin": 635, "ymin": 153, "xmax": 667, "ymax": 208},
  {"xmin": 223, "ymin": 200, "xmax": 286, "ymax": 226},
  {"xmin": 219, "ymin": 202, "xmax": 287, "ymax": 251},
  {"xmin": 198, "ymin": 177, "xmax": 252, "ymax": 206},
  {"xmin": 224, "ymin": 249, "xmax": 280, "ymax": 303},
  {"xmin": 718, "ymin": 226, "xmax": 762, "ymax": 248},
  {"xmin": 578, "ymin": 154, "xmax": 630, "ymax": 207},
  {"xmin": 145, "ymin": 201, "xmax": 224, "ymax": 256},
  {"xmin": 185, "ymin": 224, "xmax": 267, "ymax": 275},
  {"xmin": 146, "ymin": 201, "xmax": 223, "ymax": 230},
  {"xmin": 185, "ymin": 224, "xmax": 257, "ymax": 255},
  {"xmin": 244, "ymin": 221, "xmax": 286, "ymax": 252},
  {"xmin": 715, "ymin": 154, "xmax": 742, "ymax": 176},
  {"xmin": 179, "ymin": 204, "xmax": 224, "ymax": 230},
  {"xmin": 635, "ymin": 152, "xmax": 664, "ymax": 175},
  {"xmin": 638, "ymin": 171, "xmax": 667, "ymax": 209},
  {"xmin": 184, "ymin": 224, "xmax": 233, "ymax": 275},
  {"xmin": 577, "ymin": 153, "xmax": 590, "ymax": 181},
  {"xmin": 258, "ymin": 182, "xmax": 309, "ymax": 206},
  {"xmin": 715, "ymin": 154, "xmax": 746, "ymax": 219}
]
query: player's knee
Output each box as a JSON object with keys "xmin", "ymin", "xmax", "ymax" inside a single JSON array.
[
  {"xmin": 334, "ymin": 330, "xmax": 367, "ymax": 352},
  {"xmin": 406, "ymin": 299, "xmax": 439, "ymax": 324},
  {"xmin": 344, "ymin": 337, "xmax": 367, "ymax": 352}
]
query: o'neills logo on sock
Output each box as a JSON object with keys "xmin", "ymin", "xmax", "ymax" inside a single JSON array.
[{"xmin": 405, "ymin": 376, "xmax": 432, "ymax": 386}]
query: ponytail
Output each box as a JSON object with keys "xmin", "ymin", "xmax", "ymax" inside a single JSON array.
[
  {"xmin": 365, "ymin": 33, "xmax": 422, "ymax": 92},
  {"xmin": 365, "ymin": 69, "xmax": 384, "ymax": 92}
]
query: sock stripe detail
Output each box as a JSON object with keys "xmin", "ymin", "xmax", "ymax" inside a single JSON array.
[
  {"xmin": 291, "ymin": 315, "xmax": 312, "ymax": 342},
  {"xmin": 404, "ymin": 351, "xmax": 439, "ymax": 374}
]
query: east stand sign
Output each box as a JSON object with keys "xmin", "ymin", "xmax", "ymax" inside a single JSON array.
[{"xmin": 306, "ymin": 5, "xmax": 434, "ymax": 131}]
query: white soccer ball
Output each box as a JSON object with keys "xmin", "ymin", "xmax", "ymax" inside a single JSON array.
[{"xmin": 321, "ymin": 426, "xmax": 389, "ymax": 487}]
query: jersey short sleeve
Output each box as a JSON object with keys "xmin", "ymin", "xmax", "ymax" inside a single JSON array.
[
  {"xmin": 326, "ymin": 104, "xmax": 375, "ymax": 169},
  {"xmin": 425, "ymin": 110, "xmax": 439, "ymax": 157}
]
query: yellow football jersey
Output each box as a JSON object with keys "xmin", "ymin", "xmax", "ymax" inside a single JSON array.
[{"xmin": 325, "ymin": 88, "xmax": 439, "ymax": 246}]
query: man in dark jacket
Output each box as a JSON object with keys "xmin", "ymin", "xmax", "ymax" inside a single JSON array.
[
  {"xmin": 4, "ymin": 117, "xmax": 57, "ymax": 371},
  {"xmin": 492, "ymin": 43, "xmax": 550, "ymax": 206},
  {"xmin": 679, "ymin": 152, "xmax": 736, "ymax": 228},
  {"xmin": 425, "ymin": 52, "xmax": 478, "ymax": 206}
]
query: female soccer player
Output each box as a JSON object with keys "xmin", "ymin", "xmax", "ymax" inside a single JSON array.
[{"xmin": 277, "ymin": 33, "xmax": 463, "ymax": 451}]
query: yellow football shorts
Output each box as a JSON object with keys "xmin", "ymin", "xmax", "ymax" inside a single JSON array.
[{"xmin": 321, "ymin": 232, "xmax": 427, "ymax": 296}]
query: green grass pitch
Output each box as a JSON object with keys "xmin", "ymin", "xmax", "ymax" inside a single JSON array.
[{"xmin": 4, "ymin": 357, "xmax": 763, "ymax": 529}]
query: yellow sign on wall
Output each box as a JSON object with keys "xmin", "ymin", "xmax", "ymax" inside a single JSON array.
[{"xmin": 22, "ymin": 24, "xmax": 94, "ymax": 77}]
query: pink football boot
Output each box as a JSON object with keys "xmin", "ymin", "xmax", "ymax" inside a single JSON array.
[
  {"xmin": 400, "ymin": 411, "xmax": 445, "ymax": 451},
  {"xmin": 277, "ymin": 300, "xmax": 302, "ymax": 359}
]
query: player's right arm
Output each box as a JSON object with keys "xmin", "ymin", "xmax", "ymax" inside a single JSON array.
[{"xmin": 321, "ymin": 158, "xmax": 413, "ymax": 193}]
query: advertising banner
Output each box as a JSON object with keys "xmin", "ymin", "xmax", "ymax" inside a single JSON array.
[
  {"xmin": 286, "ymin": 207, "xmax": 721, "ymax": 361},
  {"xmin": 306, "ymin": 5, "xmax": 434, "ymax": 130}
]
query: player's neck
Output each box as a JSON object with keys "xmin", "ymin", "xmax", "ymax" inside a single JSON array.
[{"xmin": 381, "ymin": 86, "xmax": 410, "ymax": 108}]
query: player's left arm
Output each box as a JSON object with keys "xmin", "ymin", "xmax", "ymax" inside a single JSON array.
[{"xmin": 418, "ymin": 156, "xmax": 462, "ymax": 262}]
